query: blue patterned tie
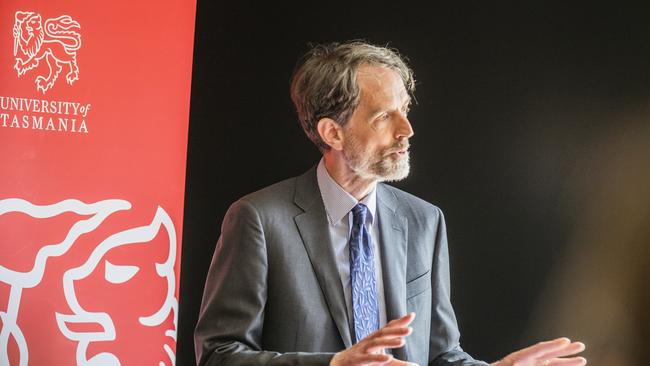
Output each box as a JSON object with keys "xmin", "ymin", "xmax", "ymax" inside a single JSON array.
[{"xmin": 349, "ymin": 203, "xmax": 379, "ymax": 343}]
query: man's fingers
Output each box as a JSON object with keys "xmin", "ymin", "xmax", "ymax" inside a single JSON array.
[
  {"xmin": 371, "ymin": 324, "xmax": 413, "ymax": 339},
  {"xmin": 494, "ymin": 338, "xmax": 587, "ymax": 366},
  {"xmin": 386, "ymin": 312, "xmax": 416, "ymax": 327},
  {"xmin": 353, "ymin": 353, "xmax": 393, "ymax": 365},
  {"xmin": 386, "ymin": 359, "xmax": 419, "ymax": 366},
  {"xmin": 545, "ymin": 357, "xmax": 587, "ymax": 366},
  {"xmin": 513, "ymin": 338, "xmax": 572, "ymax": 360},
  {"xmin": 540, "ymin": 342, "xmax": 585, "ymax": 360},
  {"xmin": 368, "ymin": 313, "xmax": 415, "ymax": 340},
  {"xmin": 346, "ymin": 313, "xmax": 416, "ymax": 363},
  {"xmin": 364, "ymin": 336, "xmax": 405, "ymax": 353}
]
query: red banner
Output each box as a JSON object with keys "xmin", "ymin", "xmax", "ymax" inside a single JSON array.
[{"xmin": 0, "ymin": 1, "xmax": 196, "ymax": 365}]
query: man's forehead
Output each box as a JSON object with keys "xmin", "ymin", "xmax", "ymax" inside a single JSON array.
[
  {"xmin": 356, "ymin": 65, "xmax": 411, "ymax": 104},
  {"xmin": 356, "ymin": 64, "xmax": 398, "ymax": 83}
]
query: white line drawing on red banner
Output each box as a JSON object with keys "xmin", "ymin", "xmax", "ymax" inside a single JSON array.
[
  {"xmin": 0, "ymin": 199, "xmax": 179, "ymax": 366},
  {"xmin": 0, "ymin": 199, "xmax": 131, "ymax": 366},
  {"xmin": 55, "ymin": 206, "xmax": 179, "ymax": 366},
  {"xmin": 13, "ymin": 11, "xmax": 82, "ymax": 94}
]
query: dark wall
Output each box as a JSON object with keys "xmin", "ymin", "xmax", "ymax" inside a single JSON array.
[{"xmin": 178, "ymin": 2, "xmax": 648, "ymax": 365}]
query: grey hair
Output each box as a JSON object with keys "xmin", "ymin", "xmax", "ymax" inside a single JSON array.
[{"xmin": 290, "ymin": 41, "xmax": 415, "ymax": 151}]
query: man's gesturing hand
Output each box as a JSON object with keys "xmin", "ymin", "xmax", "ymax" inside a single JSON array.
[
  {"xmin": 491, "ymin": 337, "xmax": 586, "ymax": 366},
  {"xmin": 329, "ymin": 313, "xmax": 418, "ymax": 366}
]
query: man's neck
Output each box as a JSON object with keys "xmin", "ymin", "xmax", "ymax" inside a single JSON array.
[{"xmin": 322, "ymin": 153, "xmax": 377, "ymax": 200}]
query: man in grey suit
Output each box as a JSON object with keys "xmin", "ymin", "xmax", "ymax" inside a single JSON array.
[{"xmin": 194, "ymin": 41, "xmax": 587, "ymax": 366}]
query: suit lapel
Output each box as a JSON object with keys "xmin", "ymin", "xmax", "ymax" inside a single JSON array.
[
  {"xmin": 377, "ymin": 184, "xmax": 409, "ymax": 361},
  {"xmin": 293, "ymin": 167, "xmax": 353, "ymax": 348}
]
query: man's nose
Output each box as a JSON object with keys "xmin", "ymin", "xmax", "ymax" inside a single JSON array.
[{"xmin": 395, "ymin": 114, "xmax": 414, "ymax": 140}]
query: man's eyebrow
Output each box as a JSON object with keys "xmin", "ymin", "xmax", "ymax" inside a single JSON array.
[
  {"xmin": 365, "ymin": 108, "xmax": 383, "ymax": 119},
  {"xmin": 366, "ymin": 97, "xmax": 412, "ymax": 117}
]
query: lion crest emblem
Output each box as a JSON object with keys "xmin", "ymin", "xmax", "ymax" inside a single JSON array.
[{"xmin": 13, "ymin": 11, "xmax": 82, "ymax": 94}]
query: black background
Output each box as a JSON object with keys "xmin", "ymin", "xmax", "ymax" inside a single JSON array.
[{"xmin": 177, "ymin": 2, "xmax": 648, "ymax": 365}]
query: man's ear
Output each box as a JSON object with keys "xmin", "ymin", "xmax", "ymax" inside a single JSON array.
[{"xmin": 317, "ymin": 118, "xmax": 344, "ymax": 151}]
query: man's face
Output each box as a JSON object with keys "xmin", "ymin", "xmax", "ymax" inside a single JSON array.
[{"xmin": 341, "ymin": 64, "xmax": 413, "ymax": 182}]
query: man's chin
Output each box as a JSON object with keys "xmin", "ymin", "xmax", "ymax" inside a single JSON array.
[
  {"xmin": 379, "ymin": 169, "xmax": 409, "ymax": 182},
  {"xmin": 346, "ymin": 153, "xmax": 410, "ymax": 182},
  {"xmin": 377, "ymin": 159, "xmax": 410, "ymax": 182}
]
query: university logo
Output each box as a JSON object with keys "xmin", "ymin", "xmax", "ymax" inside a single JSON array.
[{"xmin": 12, "ymin": 11, "xmax": 82, "ymax": 94}]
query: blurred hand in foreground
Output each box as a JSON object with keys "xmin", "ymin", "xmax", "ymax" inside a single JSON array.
[{"xmin": 491, "ymin": 337, "xmax": 586, "ymax": 366}]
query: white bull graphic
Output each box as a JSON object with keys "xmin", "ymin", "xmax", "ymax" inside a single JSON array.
[{"xmin": 0, "ymin": 199, "xmax": 179, "ymax": 366}]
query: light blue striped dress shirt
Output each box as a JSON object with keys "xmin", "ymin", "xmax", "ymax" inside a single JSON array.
[{"xmin": 316, "ymin": 158, "xmax": 387, "ymax": 330}]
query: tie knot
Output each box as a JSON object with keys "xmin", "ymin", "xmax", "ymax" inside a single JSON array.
[{"xmin": 351, "ymin": 203, "xmax": 368, "ymax": 223}]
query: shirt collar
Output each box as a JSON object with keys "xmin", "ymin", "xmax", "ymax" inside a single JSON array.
[{"xmin": 316, "ymin": 158, "xmax": 377, "ymax": 225}]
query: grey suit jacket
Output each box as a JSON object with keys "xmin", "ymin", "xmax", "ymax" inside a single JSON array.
[{"xmin": 195, "ymin": 166, "xmax": 487, "ymax": 366}]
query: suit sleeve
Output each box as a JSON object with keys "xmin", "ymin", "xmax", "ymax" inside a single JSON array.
[
  {"xmin": 429, "ymin": 207, "xmax": 489, "ymax": 366},
  {"xmin": 194, "ymin": 199, "xmax": 334, "ymax": 366}
]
